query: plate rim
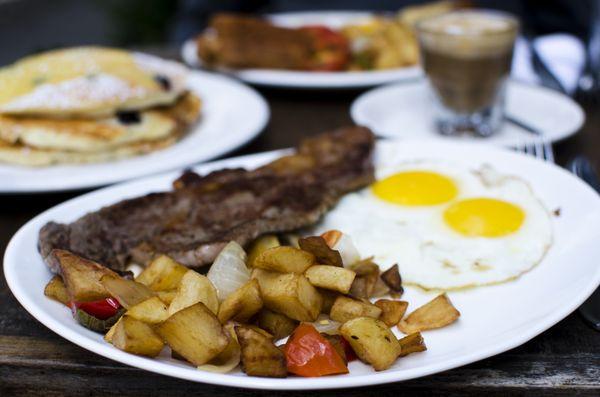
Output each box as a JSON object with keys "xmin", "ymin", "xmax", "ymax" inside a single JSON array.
[
  {"xmin": 0, "ymin": 69, "xmax": 270, "ymax": 194},
  {"xmin": 350, "ymin": 79, "xmax": 586, "ymax": 145},
  {"xmin": 5, "ymin": 140, "xmax": 600, "ymax": 390}
]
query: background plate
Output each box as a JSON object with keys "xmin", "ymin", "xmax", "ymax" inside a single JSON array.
[
  {"xmin": 181, "ymin": 11, "xmax": 422, "ymax": 89},
  {"xmin": 0, "ymin": 70, "xmax": 269, "ymax": 193},
  {"xmin": 351, "ymin": 80, "xmax": 585, "ymax": 146},
  {"xmin": 5, "ymin": 139, "xmax": 600, "ymax": 389}
]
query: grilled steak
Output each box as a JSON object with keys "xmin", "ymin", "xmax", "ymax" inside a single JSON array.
[{"xmin": 39, "ymin": 126, "xmax": 375, "ymax": 272}]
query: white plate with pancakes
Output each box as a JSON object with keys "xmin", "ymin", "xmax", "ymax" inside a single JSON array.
[
  {"xmin": 351, "ymin": 79, "xmax": 585, "ymax": 146},
  {"xmin": 5, "ymin": 138, "xmax": 600, "ymax": 389},
  {"xmin": 181, "ymin": 11, "xmax": 423, "ymax": 89},
  {"xmin": 0, "ymin": 47, "xmax": 269, "ymax": 193}
]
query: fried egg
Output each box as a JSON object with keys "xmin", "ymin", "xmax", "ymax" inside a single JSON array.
[{"xmin": 313, "ymin": 161, "xmax": 552, "ymax": 290}]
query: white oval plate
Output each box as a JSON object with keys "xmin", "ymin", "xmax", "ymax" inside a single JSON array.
[
  {"xmin": 0, "ymin": 71, "xmax": 269, "ymax": 193},
  {"xmin": 181, "ymin": 11, "xmax": 422, "ymax": 89},
  {"xmin": 5, "ymin": 139, "xmax": 600, "ymax": 390},
  {"xmin": 351, "ymin": 79, "xmax": 585, "ymax": 146}
]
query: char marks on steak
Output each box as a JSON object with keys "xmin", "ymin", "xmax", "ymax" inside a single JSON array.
[{"xmin": 39, "ymin": 126, "xmax": 375, "ymax": 272}]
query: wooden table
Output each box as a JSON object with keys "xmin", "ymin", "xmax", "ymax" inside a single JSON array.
[{"xmin": 1, "ymin": 78, "xmax": 599, "ymax": 396}]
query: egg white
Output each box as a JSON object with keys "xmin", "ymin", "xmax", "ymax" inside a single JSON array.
[{"xmin": 312, "ymin": 161, "xmax": 553, "ymax": 290}]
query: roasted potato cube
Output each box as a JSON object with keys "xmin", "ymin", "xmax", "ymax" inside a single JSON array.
[
  {"xmin": 348, "ymin": 259, "xmax": 380, "ymax": 299},
  {"xmin": 380, "ymin": 264, "xmax": 403, "ymax": 294},
  {"xmin": 298, "ymin": 236, "xmax": 343, "ymax": 267},
  {"xmin": 157, "ymin": 302, "xmax": 229, "ymax": 366},
  {"xmin": 217, "ymin": 279, "xmax": 263, "ymax": 323},
  {"xmin": 126, "ymin": 296, "xmax": 169, "ymax": 324},
  {"xmin": 375, "ymin": 299, "xmax": 408, "ymax": 327},
  {"xmin": 197, "ymin": 322, "xmax": 241, "ymax": 373},
  {"xmin": 235, "ymin": 325, "xmax": 287, "ymax": 378},
  {"xmin": 157, "ymin": 290, "xmax": 177, "ymax": 304},
  {"xmin": 50, "ymin": 249, "xmax": 117, "ymax": 302},
  {"xmin": 100, "ymin": 275, "xmax": 156, "ymax": 309},
  {"xmin": 135, "ymin": 255, "xmax": 188, "ymax": 291},
  {"xmin": 398, "ymin": 332, "xmax": 427, "ymax": 357},
  {"xmin": 340, "ymin": 317, "xmax": 401, "ymax": 371},
  {"xmin": 318, "ymin": 288, "xmax": 340, "ymax": 315},
  {"xmin": 44, "ymin": 276, "xmax": 69, "ymax": 306},
  {"xmin": 111, "ymin": 316, "xmax": 164, "ymax": 357},
  {"xmin": 168, "ymin": 270, "xmax": 219, "ymax": 316},
  {"xmin": 330, "ymin": 296, "xmax": 382, "ymax": 323},
  {"xmin": 257, "ymin": 309, "xmax": 298, "ymax": 340},
  {"xmin": 103, "ymin": 317, "xmax": 122, "ymax": 343},
  {"xmin": 398, "ymin": 293, "xmax": 460, "ymax": 334},
  {"xmin": 253, "ymin": 246, "xmax": 315, "ymax": 274},
  {"xmin": 305, "ymin": 265, "xmax": 356, "ymax": 294},
  {"xmin": 247, "ymin": 235, "xmax": 280, "ymax": 267},
  {"xmin": 252, "ymin": 268, "xmax": 322, "ymax": 322}
]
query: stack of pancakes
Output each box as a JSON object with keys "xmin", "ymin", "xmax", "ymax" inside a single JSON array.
[{"xmin": 0, "ymin": 47, "xmax": 201, "ymax": 166}]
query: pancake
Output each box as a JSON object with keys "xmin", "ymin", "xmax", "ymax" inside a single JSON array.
[
  {"xmin": 0, "ymin": 47, "xmax": 188, "ymax": 118},
  {"xmin": 0, "ymin": 135, "xmax": 178, "ymax": 166},
  {"xmin": 0, "ymin": 93, "xmax": 201, "ymax": 153}
]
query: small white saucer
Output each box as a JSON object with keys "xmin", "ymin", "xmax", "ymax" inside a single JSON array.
[{"xmin": 351, "ymin": 79, "xmax": 585, "ymax": 146}]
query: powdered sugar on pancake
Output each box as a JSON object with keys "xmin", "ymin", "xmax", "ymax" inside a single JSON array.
[{"xmin": 1, "ymin": 74, "xmax": 147, "ymax": 113}]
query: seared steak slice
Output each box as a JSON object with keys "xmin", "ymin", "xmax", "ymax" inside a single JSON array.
[{"xmin": 39, "ymin": 126, "xmax": 375, "ymax": 272}]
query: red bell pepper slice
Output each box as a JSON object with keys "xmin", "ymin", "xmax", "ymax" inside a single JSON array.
[
  {"xmin": 71, "ymin": 297, "xmax": 121, "ymax": 320},
  {"xmin": 283, "ymin": 323, "xmax": 349, "ymax": 377}
]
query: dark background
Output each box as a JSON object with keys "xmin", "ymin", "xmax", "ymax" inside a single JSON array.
[{"xmin": 0, "ymin": 0, "xmax": 593, "ymax": 65}]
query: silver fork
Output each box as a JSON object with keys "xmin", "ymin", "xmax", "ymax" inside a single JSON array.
[{"xmin": 514, "ymin": 139, "xmax": 555, "ymax": 163}]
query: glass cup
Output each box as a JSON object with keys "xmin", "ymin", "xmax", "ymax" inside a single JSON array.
[{"xmin": 416, "ymin": 10, "xmax": 519, "ymax": 137}]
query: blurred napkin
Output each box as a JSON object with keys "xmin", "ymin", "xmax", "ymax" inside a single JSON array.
[{"xmin": 512, "ymin": 33, "xmax": 585, "ymax": 94}]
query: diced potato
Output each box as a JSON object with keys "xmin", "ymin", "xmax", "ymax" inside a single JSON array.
[
  {"xmin": 103, "ymin": 317, "xmax": 122, "ymax": 344},
  {"xmin": 305, "ymin": 265, "xmax": 356, "ymax": 294},
  {"xmin": 135, "ymin": 255, "xmax": 188, "ymax": 291},
  {"xmin": 217, "ymin": 279, "xmax": 263, "ymax": 323},
  {"xmin": 348, "ymin": 259, "xmax": 380, "ymax": 299},
  {"xmin": 398, "ymin": 293, "xmax": 460, "ymax": 334},
  {"xmin": 235, "ymin": 325, "xmax": 287, "ymax": 378},
  {"xmin": 253, "ymin": 246, "xmax": 315, "ymax": 274},
  {"xmin": 298, "ymin": 236, "xmax": 343, "ymax": 267},
  {"xmin": 375, "ymin": 299, "xmax": 408, "ymax": 327},
  {"xmin": 167, "ymin": 270, "xmax": 219, "ymax": 316},
  {"xmin": 252, "ymin": 268, "xmax": 322, "ymax": 322},
  {"xmin": 157, "ymin": 290, "xmax": 177, "ymax": 304},
  {"xmin": 257, "ymin": 309, "xmax": 298, "ymax": 340},
  {"xmin": 380, "ymin": 264, "xmax": 403, "ymax": 294},
  {"xmin": 197, "ymin": 322, "xmax": 241, "ymax": 373},
  {"xmin": 398, "ymin": 332, "xmax": 427, "ymax": 357},
  {"xmin": 247, "ymin": 235, "xmax": 280, "ymax": 267},
  {"xmin": 330, "ymin": 296, "xmax": 382, "ymax": 323},
  {"xmin": 156, "ymin": 302, "xmax": 229, "ymax": 366},
  {"xmin": 100, "ymin": 275, "xmax": 156, "ymax": 309},
  {"xmin": 126, "ymin": 297, "xmax": 169, "ymax": 324},
  {"xmin": 340, "ymin": 317, "xmax": 401, "ymax": 371},
  {"xmin": 111, "ymin": 316, "xmax": 164, "ymax": 358},
  {"xmin": 51, "ymin": 249, "xmax": 117, "ymax": 302},
  {"xmin": 371, "ymin": 277, "xmax": 391, "ymax": 298},
  {"xmin": 44, "ymin": 276, "xmax": 69, "ymax": 306},
  {"xmin": 319, "ymin": 289, "xmax": 340, "ymax": 315}
]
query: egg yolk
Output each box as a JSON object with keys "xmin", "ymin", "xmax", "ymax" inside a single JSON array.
[
  {"xmin": 443, "ymin": 198, "xmax": 525, "ymax": 237},
  {"xmin": 372, "ymin": 171, "xmax": 458, "ymax": 206}
]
